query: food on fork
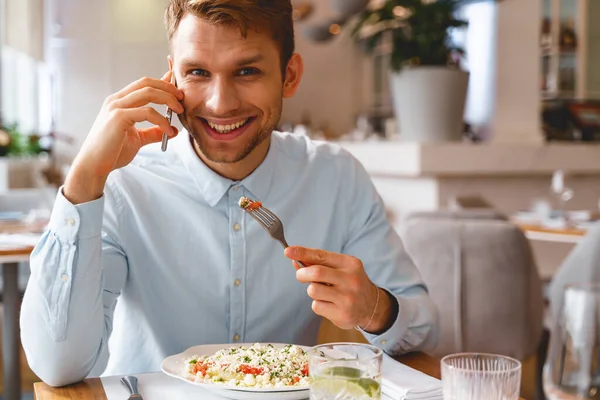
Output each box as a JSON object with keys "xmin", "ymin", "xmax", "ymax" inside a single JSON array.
[
  {"xmin": 184, "ymin": 343, "xmax": 309, "ymax": 388},
  {"xmin": 238, "ymin": 196, "xmax": 262, "ymax": 212}
]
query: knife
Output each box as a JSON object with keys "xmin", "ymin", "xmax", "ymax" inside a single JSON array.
[{"xmin": 121, "ymin": 375, "xmax": 143, "ymax": 399}]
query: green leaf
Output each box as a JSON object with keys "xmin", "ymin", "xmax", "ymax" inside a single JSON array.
[{"xmin": 349, "ymin": 0, "xmax": 469, "ymax": 72}]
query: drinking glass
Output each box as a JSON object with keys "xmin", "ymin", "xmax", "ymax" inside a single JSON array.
[
  {"xmin": 441, "ymin": 353, "xmax": 522, "ymax": 400},
  {"xmin": 309, "ymin": 342, "xmax": 382, "ymax": 400},
  {"xmin": 544, "ymin": 283, "xmax": 600, "ymax": 399}
]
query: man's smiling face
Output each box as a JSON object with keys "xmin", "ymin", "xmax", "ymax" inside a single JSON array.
[{"xmin": 170, "ymin": 14, "xmax": 302, "ymax": 165}]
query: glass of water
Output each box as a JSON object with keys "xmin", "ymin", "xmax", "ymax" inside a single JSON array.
[
  {"xmin": 441, "ymin": 353, "xmax": 522, "ymax": 400},
  {"xmin": 544, "ymin": 283, "xmax": 600, "ymax": 399},
  {"xmin": 309, "ymin": 342, "xmax": 382, "ymax": 400}
]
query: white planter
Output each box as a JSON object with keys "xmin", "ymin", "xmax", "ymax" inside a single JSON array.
[{"xmin": 390, "ymin": 67, "xmax": 469, "ymax": 142}]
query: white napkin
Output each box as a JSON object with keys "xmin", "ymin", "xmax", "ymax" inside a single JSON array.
[
  {"xmin": 101, "ymin": 372, "xmax": 227, "ymax": 400},
  {"xmin": 382, "ymin": 354, "xmax": 443, "ymax": 400}
]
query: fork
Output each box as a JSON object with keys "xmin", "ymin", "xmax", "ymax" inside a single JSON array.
[{"xmin": 241, "ymin": 203, "xmax": 307, "ymax": 268}]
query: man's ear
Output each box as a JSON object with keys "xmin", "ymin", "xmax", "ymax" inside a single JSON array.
[{"xmin": 283, "ymin": 53, "xmax": 304, "ymax": 98}]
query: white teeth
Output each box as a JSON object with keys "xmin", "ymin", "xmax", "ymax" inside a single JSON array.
[{"xmin": 207, "ymin": 119, "xmax": 248, "ymax": 133}]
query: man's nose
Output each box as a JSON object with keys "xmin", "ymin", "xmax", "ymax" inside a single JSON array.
[{"xmin": 205, "ymin": 76, "xmax": 242, "ymax": 116}]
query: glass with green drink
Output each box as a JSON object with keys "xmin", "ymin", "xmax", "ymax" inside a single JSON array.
[{"xmin": 309, "ymin": 343, "xmax": 382, "ymax": 400}]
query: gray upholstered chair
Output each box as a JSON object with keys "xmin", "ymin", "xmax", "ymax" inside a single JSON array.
[
  {"xmin": 399, "ymin": 213, "xmax": 544, "ymax": 361},
  {"xmin": 403, "ymin": 209, "xmax": 508, "ymax": 223}
]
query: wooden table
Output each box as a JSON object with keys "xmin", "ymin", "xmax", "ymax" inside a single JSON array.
[
  {"xmin": 515, "ymin": 222, "xmax": 587, "ymax": 244},
  {"xmin": 33, "ymin": 352, "xmax": 441, "ymax": 399}
]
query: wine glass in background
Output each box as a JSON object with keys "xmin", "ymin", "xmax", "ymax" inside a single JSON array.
[
  {"xmin": 544, "ymin": 284, "xmax": 600, "ymax": 400},
  {"xmin": 551, "ymin": 170, "xmax": 574, "ymax": 225}
]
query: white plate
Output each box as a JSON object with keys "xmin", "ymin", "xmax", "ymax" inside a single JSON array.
[{"xmin": 161, "ymin": 343, "xmax": 311, "ymax": 400}]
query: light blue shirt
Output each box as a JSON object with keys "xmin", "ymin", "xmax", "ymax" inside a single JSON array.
[{"xmin": 20, "ymin": 131, "xmax": 438, "ymax": 387}]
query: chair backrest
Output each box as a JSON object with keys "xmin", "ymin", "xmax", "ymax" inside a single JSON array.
[
  {"xmin": 403, "ymin": 209, "xmax": 508, "ymax": 224},
  {"xmin": 401, "ymin": 215, "xmax": 544, "ymax": 360}
]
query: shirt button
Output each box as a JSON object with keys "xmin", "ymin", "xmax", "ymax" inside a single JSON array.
[
  {"xmin": 61, "ymin": 274, "xmax": 69, "ymax": 282},
  {"xmin": 233, "ymin": 223, "xmax": 241, "ymax": 231},
  {"xmin": 381, "ymin": 340, "xmax": 388, "ymax": 345},
  {"xmin": 234, "ymin": 279, "xmax": 241, "ymax": 287},
  {"xmin": 233, "ymin": 186, "xmax": 239, "ymax": 191},
  {"xmin": 233, "ymin": 334, "xmax": 240, "ymax": 341},
  {"xmin": 66, "ymin": 218, "xmax": 75, "ymax": 226}
]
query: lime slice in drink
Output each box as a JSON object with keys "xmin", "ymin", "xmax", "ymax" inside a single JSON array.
[
  {"xmin": 322, "ymin": 366, "xmax": 362, "ymax": 378},
  {"xmin": 312, "ymin": 378, "xmax": 377, "ymax": 398},
  {"xmin": 356, "ymin": 378, "xmax": 380, "ymax": 397},
  {"xmin": 313, "ymin": 366, "xmax": 381, "ymax": 398}
]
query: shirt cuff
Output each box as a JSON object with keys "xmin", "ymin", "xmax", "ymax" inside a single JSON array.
[
  {"xmin": 358, "ymin": 287, "xmax": 413, "ymax": 354},
  {"xmin": 47, "ymin": 187, "xmax": 105, "ymax": 243}
]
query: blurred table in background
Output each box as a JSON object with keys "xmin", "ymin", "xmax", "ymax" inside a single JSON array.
[
  {"xmin": 515, "ymin": 222, "xmax": 586, "ymax": 244},
  {"xmin": 0, "ymin": 220, "xmax": 43, "ymax": 400}
]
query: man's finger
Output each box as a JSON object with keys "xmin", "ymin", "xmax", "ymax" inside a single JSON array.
[
  {"xmin": 285, "ymin": 246, "xmax": 348, "ymax": 269},
  {"xmin": 118, "ymin": 107, "xmax": 175, "ymax": 141},
  {"xmin": 306, "ymin": 282, "xmax": 338, "ymax": 303},
  {"xmin": 138, "ymin": 126, "xmax": 178, "ymax": 147},
  {"xmin": 312, "ymin": 300, "xmax": 356, "ymax": 330},
  {"xmin": 311, "ymin": 299, "xmax": 334, "ymax": 315},
  {"xmin": 113, "ymin": 87, "xmax": 183, "ymax": 113},
  {"xmin": 114, "ymin": 75, "xmax": 183, "ymax": 101},
  {"xmin": 292, "ymin": 261, "xmax": 303, "ymax": 271},
  {"xmin": 296, "ymin": 265, "xmax": 340, "ymax": 286}
]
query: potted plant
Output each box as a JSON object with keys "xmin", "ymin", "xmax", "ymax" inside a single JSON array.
[{"xmin": 352, "ymin": 0, "xmax": 469, "ymax": 142}]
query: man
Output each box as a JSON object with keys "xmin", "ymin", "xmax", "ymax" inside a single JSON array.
[{"xmin": 21, "ymin": 0, "xmax": 438, "ymax": 387}]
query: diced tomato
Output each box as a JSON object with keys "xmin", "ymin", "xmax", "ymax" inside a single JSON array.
[
  {"xmin": 192, "ymin": 362, "xmax": 209, "ymax": 377},
  {"xmin": 301, "ymin": 363, "xmax": 309, "ymax": 376},
  {"xmin": 247, "ymin": 201, "xmax": 262, "ymax": 211},
  {"xmin": 238, "ymin": 364, "xmax": 265, "ymax": 375},
  {"xmin": 293, "ymin": 376, "xmax": 300, "ymax": 383}
]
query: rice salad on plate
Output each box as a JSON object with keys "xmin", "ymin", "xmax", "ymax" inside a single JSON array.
[{"xmin": 184, "ymin": 343, "xmax": 309, "ymax": 389}]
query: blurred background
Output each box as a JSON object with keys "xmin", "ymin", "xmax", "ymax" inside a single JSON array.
[{"xmin": 2, "ymin": 0, "xmax": 600, "ymax": 399}]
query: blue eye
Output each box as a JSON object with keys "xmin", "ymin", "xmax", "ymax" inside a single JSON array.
[
  {"xmin": 191, "ymin": 69, "xmax": 209, "ymax": 77},
  {"xmin": 238, "ymin": 68, "xmax": 260, "ymax": 76}
]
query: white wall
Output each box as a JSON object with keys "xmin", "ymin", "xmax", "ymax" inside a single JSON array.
[
  {"xmin": 281, "ymin": 2, "xmax": 368, "ymax": 137},
  {"xmin": 2, "ymin": 0, "xmax": 49, "ymax": 134},
  {"xmin": 45, "ymin": 0, "xmax": 167, "ymax": 159},
  {"xmin": 492, "ymin": 0, "xmax": 542, "ymax": 143},
  {"xmin": 4, "ymin": 0, "xmax": 44, "ymax": 61}
]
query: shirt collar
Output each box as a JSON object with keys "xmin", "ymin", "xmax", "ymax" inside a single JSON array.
[{"xmin": 173, "ymin": 130, "xmax": 278, "ymax": 207}]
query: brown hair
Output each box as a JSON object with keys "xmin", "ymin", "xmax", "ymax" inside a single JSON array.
[{"xmin": 165, "ymin": 0, "xmax": 295, "ymax": 72}]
